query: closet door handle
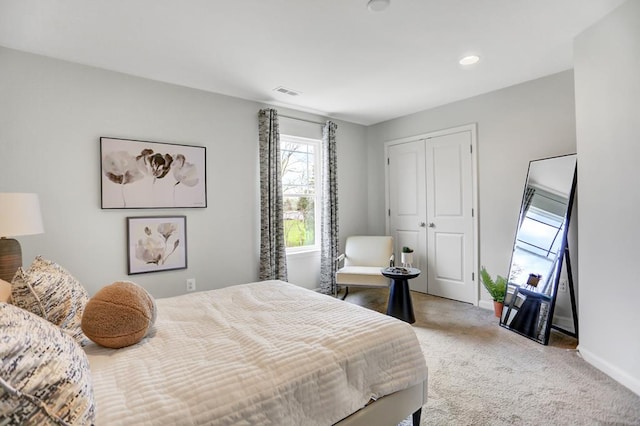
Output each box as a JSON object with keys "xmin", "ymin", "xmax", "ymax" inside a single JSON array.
[{"xmin": 428, "ymin": 222, "xmax": 435, "ymax": 228}]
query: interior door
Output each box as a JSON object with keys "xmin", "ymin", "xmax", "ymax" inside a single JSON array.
[
  {"xmin": 387, "ymin": 140, "xmax": 428, "ymax": 293},
  {"xmin": 425, "ymin": 131, "xmax": 475, "ymax": 303}
]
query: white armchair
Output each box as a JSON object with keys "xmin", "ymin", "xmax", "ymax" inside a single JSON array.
[{"xmin": 335, "ymin": 236, "xmax": 395, "ymax": 299}]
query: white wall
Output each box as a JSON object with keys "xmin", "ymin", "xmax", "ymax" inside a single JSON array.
[
  {"xmin": 366, "ymin": 71, "xmax": 577, "ymax": 306},
  {"xmin": 0, "ymin": 46, "xmax": 368, "ymax": 297},
  {"xmin": 574, "ymin": 0, "xmax": 640, "ymax": 395}
]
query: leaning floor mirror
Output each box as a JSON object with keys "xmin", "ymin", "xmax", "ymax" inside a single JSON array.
[{"xmin": 500, "ymin": 154, "xmax": 577, "ymax": 345}]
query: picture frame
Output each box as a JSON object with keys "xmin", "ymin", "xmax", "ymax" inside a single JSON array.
[
  {"xmin": 101, "ymin": 137, "xmax": 207, "ymax": 209},
  {"xmin": 127, "ymin": 216, "xmax": 187, "ymax": 275}
]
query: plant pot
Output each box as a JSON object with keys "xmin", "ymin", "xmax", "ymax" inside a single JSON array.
[
  {"xmin": 400, "ymin": 252, "xmax": 413, "ymax": 267},
  {"xmin": 493, "ymin": 301, "xmax": 504, "ymax": 318}
]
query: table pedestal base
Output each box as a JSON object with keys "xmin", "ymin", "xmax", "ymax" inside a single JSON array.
[{"xmin": 386, "ymin": 279, "xmax": 416, "ymax": 324}]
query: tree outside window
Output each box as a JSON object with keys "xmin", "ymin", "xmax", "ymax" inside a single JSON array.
[{"xmin": 281, "ymin": 135, "xmax": 320, "ymax": 251}]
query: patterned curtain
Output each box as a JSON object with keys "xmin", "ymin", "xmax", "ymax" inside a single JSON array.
[
  {"xmin": 258, "ymin": 109, "xmax": 288, "ymax": 281},
  {"xmin": 320, "ymin": 121, "xmax": 339, "ymax": 295}
]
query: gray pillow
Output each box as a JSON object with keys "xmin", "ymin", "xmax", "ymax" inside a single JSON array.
[
  {"xmin": 0, "ymin": 303, "xmax": 96, "ymax": 425},
  {"xmin": 11, "ymin": 256, "xmax": 90, "ymax": 346}
]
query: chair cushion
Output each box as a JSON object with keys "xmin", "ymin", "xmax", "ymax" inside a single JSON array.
[
  {"xmin": 336, "ymin": 266, "xmax": 390, "ymax": 287},
  {"xmin": 344, "ymin": 236, "xmax": 393, "ymax": 267}
]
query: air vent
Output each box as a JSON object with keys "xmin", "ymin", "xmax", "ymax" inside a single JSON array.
[{"xmin": 273, "ymin": 86, "xmax": 301, "ymax": 96}]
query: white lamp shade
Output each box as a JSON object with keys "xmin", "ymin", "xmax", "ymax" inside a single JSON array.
[{"xmin": 0, "ymin": 193, "xmax": 44, "ymax": 237}]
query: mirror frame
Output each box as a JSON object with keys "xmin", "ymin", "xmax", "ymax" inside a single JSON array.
[{"xmin": 500, "ymin": 153, "xmax": 577, "ymax": 345}]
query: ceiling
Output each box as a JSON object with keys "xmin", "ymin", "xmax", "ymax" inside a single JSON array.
[{"xmin": 0, "ymin": 0, "xmax": 626, "ymax": 125}]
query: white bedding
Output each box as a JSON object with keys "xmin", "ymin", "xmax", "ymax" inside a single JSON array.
[{"xmin": 85, "ymin": 280, "xmax": 428, "ymax": 425}]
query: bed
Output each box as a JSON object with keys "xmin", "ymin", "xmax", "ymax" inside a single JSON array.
[
  {"xmin": 2, "ymin": 267, "xmax": 427, "ymax": 425},
  {"xmin": 84, "ymin": 280, "xmax": 428, "ymax": 425}
]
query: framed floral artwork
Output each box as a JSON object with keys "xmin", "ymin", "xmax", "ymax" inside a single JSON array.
[
  {"xmin": 101, "ymin": 137, "xmax": 206, "ymax": 209},
  {"xmin": 127, "ymin": 216, "xmax": 187, "ymax": 275}
]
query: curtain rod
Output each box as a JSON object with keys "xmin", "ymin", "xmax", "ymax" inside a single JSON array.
[{"xmin": 279, "ymin": 114, "xmax": 326, "ymax": 126}]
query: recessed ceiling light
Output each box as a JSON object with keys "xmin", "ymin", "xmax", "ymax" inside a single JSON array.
[
  {"xmin": 367, "ymin": 0, "xmax": 390, "ymax": 12},
  {"xmin": 459, "ymin": 55, "xmax": 480, "ymax": 66}
]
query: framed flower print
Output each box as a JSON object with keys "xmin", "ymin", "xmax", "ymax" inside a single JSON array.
[
  {"xmin": 127, "ymin": 216, "xmax": 187, "ymax": 275},
  {"xmin": 101, "ymin": 137, "xmax": 206, "ymax": 209}
]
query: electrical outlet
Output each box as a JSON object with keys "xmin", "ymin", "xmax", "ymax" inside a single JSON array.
[
  {"xmin": 558, "ymin": 279, "xmax": 567, "ymax": 293},
  {"xmin": 186, "ymin": 278, "xmax": 196, "ymax": 292}
]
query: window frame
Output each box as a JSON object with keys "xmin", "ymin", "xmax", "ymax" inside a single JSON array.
[{"xmin": 280, "ymin": 134, "xmax": 322, "ymax": 254}]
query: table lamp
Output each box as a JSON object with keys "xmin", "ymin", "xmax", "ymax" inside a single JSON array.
[{"xmin": 0, "ymin": 193, "xmax": 44, "ymax": 282}]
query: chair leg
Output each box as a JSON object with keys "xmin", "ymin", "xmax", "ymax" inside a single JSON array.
[
  {"xmin": 412, "ymin": 408, "xmax": 422, "ymax": 426},
  {"xmin": 341, "ymin": 286, "xmax": 349, "ymax": 300}
]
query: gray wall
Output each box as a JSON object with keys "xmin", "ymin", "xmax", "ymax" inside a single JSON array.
[
  {"xmin": 574, "ymin": 0, "xmax": 640, "ymax": 395},
  {"xmin": 0, "ymin": 46, "xmax": 368, "ymax": 297},
  {"xmin": 366, "ymin": 71, "xmax": 577, "ymax": 306}
]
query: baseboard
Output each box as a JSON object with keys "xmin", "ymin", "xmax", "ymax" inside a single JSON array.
[
  {"xmin": 551, "ymin": 314, "xmax": 575, "ymax": 334},
  {"xmin": 478, "ymin": 299, "xmax": 493, "ymax": 311},
  {"xmin": 578, "ymin": 345, "xmax": 640, "ymax": 397}
]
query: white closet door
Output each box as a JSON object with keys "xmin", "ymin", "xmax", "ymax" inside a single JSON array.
[
  {"xmin": 387, "ymin": 140, "xmax": 427, "ymax": 293},
  {"xmin": 425, "ymin": 130, "xmax": 475, "ymax": 303}
]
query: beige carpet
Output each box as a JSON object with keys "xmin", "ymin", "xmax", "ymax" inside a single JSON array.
[{"xmin": 343, "ymin": 288, "xmax": 640, "ymax": 425}]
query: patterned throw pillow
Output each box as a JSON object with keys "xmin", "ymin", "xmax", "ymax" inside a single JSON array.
[
  {"xmin": 11, "ymin": 256, "xmax": 90, "ymax": 346},
  {"xmin": 0, "ymin": 303, "xmax": 96, "ymax": 425}
]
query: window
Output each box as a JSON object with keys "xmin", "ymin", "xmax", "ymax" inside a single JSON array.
[
  {"xmin": 516, "ymin": 192, "xmax": 567, "ymax": 259},
  {"xmin": 281, "ymin": 134, "xmax": 321, "ymax": 252}
]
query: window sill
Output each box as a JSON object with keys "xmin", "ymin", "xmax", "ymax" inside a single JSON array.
[{"xmin": 286, "ymin": 248, "xmax": 320, "ymax": 259}]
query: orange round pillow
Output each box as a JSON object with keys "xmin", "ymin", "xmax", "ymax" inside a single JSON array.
[{"xmin": 81, "ymin": 281, "xmax": 156, "ymax": 349}]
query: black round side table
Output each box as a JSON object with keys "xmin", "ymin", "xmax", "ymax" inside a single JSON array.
[{"xmin": 382, "ymin": 267, "xmax": 421, "ymax": 324}]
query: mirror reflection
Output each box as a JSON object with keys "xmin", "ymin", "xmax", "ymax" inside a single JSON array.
[{"xmin": 500, "ymin": 154, "xmax": 577, "ymax": 344}]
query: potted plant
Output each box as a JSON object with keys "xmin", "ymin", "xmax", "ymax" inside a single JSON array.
[
  {"xmin": 401, "ymin": 246, "xmax": 414, "ymax": 267},
  {"xmin": 480, "ymin": 267, "xmax": 507, "ymax": 318}
]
